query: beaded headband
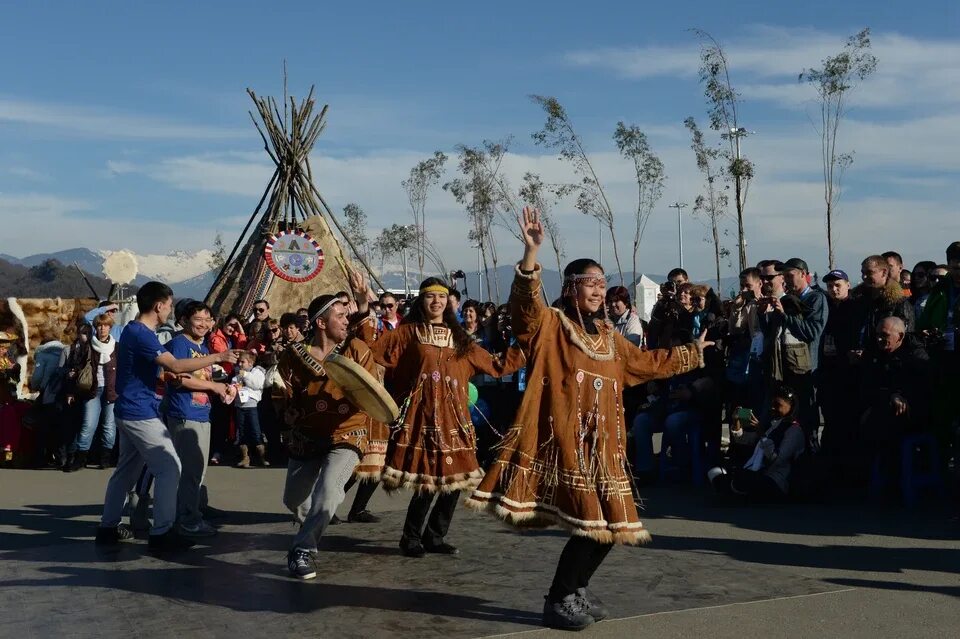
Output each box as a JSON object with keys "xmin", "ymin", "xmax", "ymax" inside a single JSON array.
[
  {"xmin": 564, "ymin": 273, "xmax": 607, "ymax": 287},
  {"xmin": 421, "ymin": 284, "xmax": 449, "ymax": 295}
]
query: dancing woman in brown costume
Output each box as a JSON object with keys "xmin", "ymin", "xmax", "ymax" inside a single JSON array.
[
  {"xmin": 352, "ymin": 275, "xmax": 523, "ymax": 557},
  {"xmin": 466, "ymin": 208, "xmax": 711, "ymax": 630}
]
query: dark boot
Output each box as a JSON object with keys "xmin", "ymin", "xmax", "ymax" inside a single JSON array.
[
  {"xmin": 98, "ymin": 449, "xmax": 112, "ymax": 470},
  {"xmin": 61, "ymin": 453, "xmax": 75, "ymax": 472},
  {"xmin": 65, "ymin": 451, "xmax": 87, "ymax": 473}
]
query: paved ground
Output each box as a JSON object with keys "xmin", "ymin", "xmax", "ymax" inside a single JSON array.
[{"xmin": 1, "ymin": 466, "xmax": 958, "ymax": 639}]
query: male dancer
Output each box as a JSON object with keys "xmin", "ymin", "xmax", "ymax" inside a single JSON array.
[{"xmin": 277, "ymin": 292, "xmax": 381, "ymax": 579}]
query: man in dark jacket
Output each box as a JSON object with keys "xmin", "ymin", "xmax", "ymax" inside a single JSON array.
[
  {"xmin": 817, "ymin": 269, "xmax": 860, "ymax": 468},
  {"xmin": 859, "ymin": 316, "xmax": 931, "ymax": 485},
  {"xmin": 759, "ymin": 258, "xmax": 828, "ymax": 440},
  {"xmin": 854, "ymin": 255, "xmax": 916, "ymax": 349}
]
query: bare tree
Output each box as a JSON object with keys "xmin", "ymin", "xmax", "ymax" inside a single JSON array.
[
  {"xmin": 376, "ymin": 223, "xmax": 418, "ymax": 292},
  {"xmin": 444, "ymin": 141, "xmax": 510, "ymax": 302},
  {"xmin": 519, "ymin": 172, "xmax": 566, "ymax": 296},
  {"xmin": 692, "ymin": 29, "xmax": 754, "ymax": 272},
  {"xmin": 800, "ymin": 28, "xmax": 877, "ymax": 269},
  {"xmin": 613, "ymin": 122, "xmax": 665, "ymax": 285},
  {"xmin": 685, "ymin": 117, "xmax": 729, "ymax": 291},
  {"xmin": 401, "ymin": 151, "xmax": 448, "ymax": 280},
  {"xmin": 530, "ymin": 95, "xmax": 624, "ymax": 283},
  {"xmin": 342, "ymin": 203, "xmax": 371, "ymax": 265}
]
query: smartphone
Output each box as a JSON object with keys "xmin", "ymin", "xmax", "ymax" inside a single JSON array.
[{"xmin": 736, "ymin": 407, "xmax": 754, "ymax": 423}]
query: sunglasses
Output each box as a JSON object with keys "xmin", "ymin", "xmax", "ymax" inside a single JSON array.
[
  {"xmin": 270, "ymin": 328, "xmax": 281, "ymax": 333},
  {"xmin": 761, "ymin": 274, "xmax": 781, "ymax": 281},
  {"xmin": 382, "ymin": 303, "xmax": 395, "ymax": 309},
  {"xmin": 254, "ymin": 308, "xmax": 268, "ymax": 313},
  {"xmin": 692, "ymin": 296, "xmax": 704, "ymax": 302}
]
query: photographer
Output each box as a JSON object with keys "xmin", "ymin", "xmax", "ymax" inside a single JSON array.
[{"xmin": 647, "ymin": 276, "xmax": 693, "ymax": 349}]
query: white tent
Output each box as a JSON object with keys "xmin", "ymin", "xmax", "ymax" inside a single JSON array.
[{"xmin": 633, "ymin": 274, "xmax": 659, "ymax": 322}]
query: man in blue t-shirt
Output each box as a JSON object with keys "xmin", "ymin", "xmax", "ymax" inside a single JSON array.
[
  {"xmin": 164, "ymin": 300, "xmax": 231, "ymax": 538},
  {"xmin": 95, "ymin": 282, "xmax": 240, "ymax": 552}
]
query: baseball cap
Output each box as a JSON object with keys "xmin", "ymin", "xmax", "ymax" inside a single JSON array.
[
  {"xmin": 776, "ymin": 258, "xmax": 809, "ymax": 273},
  {"xmin": 822, "ymin": 269, "xmax": 849, "ymax": 283}
]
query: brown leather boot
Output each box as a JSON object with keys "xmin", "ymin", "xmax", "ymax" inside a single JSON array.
[
  {"xmin": 255, "ymin": 444, "xmax": 270, "ymax": 467},
  {"xmin": 235, "ymin": 445, "xmax": 250, "ymax": 468}
]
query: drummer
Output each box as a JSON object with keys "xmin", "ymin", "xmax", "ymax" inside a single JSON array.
[{"xmin": 276, "ymin": 293, "xmax": 382, "ymax": 580}]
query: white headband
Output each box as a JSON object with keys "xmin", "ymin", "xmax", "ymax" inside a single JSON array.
[{"xmin": 310, "ymin": 297, "xmax": 340, "ymax": 324}]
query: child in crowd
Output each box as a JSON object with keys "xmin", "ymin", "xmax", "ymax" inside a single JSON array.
[{"xmin": 232, "ymin": 351, "xmax": 267, "ymax": 468}]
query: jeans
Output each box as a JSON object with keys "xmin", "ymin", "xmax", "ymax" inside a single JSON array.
[
  {"xmin": 283, "ymin": 447, "xmax": 360, "ymax": 553},
  {"xmin": 235, "ymin": 406, "xmax": 262, "ymax": 447},
  {"xmin": 100, "ymin": 418, "xmax": 182, "ymax": 536},
  {"xmin": 167, "ymin": 417, "xmax": 211, "ymax": 527},
  {"xmin": 72, "ymin": 387, "xmax": 116, "ymax": 453},
  {"xmin": 632, "ymin": 409, "xmax": 701, "ymax": 473}
]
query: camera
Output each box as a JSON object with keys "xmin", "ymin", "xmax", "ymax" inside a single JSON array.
[{"xmin": 660, "ymin": 280, "xmax": 677, "ymax": 298}]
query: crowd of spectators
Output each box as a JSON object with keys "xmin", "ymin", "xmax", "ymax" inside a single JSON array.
[{"xmin": 11, "ymin": 240, "xmax": 960, "ymax": 516}]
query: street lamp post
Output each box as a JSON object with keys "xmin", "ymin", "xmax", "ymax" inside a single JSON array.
[{"xmin": 670, "ymin": 202, "xmax": 688, "ymax": 268}]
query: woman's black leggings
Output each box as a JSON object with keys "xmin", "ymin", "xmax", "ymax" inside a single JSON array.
[{"xmin": 548, "ymin": 535, "xmax": 614, "ymax": 601}]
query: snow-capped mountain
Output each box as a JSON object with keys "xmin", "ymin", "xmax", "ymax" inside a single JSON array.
[
  {"xmin": 98, "ymin": 248, "xmax": 214, "ymax": 285},
  {"xmin": 2, "ymin": 247, "xmax": 216, "ymax": 298}
]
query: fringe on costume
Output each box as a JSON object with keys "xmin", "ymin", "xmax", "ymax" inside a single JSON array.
[
  {"xmin": 464, "ymin": 490, "xmax": 652, "ymax": 546},
  {"xmin": 380, "ymin": 466, "xmax": 485, "ymax": 494}
]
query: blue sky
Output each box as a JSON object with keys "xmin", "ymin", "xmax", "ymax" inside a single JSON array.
[{"xmin": 1, "ymin": 0, "xmax": 957, "ymax": 282}]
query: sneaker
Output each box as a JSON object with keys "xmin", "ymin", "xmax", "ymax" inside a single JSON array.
[
  {"xmin": 148, "ymin": 529, "xmax": 197, "ymax": 552},
  {"xmin": 328, "ymin": 514, "xmax": 343, "ymax": 526},
  {"xmin": 347, "ymin": 510, "xmax": 380, "ymax": 524},
  {"xmin": 542, "ymin": 594, "xmax": 594, "ymax": 631},
  {"xmin": 287, "ymin": 548, "xmax": 317, "ymax": 580},
  {"xmin": 179, "ymin": 521, "xmax": 218, "ymax": 537},
  {"xmin": 575, "ymin": 587, "xmax": 610, "ymax": 621},
  {"xmin": 94, "ymin": 525, "xmax": 133, "ymax": 546}
]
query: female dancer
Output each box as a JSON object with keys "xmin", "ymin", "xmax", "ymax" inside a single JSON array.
[
  {"xmin": 352, "ymin": 276, "xmax": 522, "ymax": 557},
  {"xmin": 466, "ymin": 208, "xmax": 710, "ymax": 631}
]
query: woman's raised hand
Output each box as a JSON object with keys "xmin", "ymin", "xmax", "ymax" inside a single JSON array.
[{"xmin": 518, "ymin": 206, "xmax": 544, "ymax": 250}]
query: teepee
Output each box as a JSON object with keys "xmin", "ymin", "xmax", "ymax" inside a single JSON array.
[{"xmin": 205, "ymin": 82, "xmax": 384, "ymax": 320}]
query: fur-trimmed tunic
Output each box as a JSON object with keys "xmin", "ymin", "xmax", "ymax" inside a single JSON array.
[
  {"xmin": 351, "ymin": 316, "xmax": 394, "ymax": 481},
  {"xmin": 466, "ymin": 265, "xmax": 702, "ymax": 545},
  {"xmin": 276, "ymin": 338, "xmax": 379, "ymax": 461},
  {"xmin": 362, "ymin": 321, "xmax": 524, "ymax": 493}
]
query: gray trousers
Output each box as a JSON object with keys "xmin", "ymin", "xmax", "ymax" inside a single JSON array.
[
  {"xmin": 282, "ymin": 448, "xmax": 359, "ymax": 553},
  {"xmin": 101, "ymin": 418, "xmax": 182, "ymax": 535},
  {"xmin": 167, "ymin": 417, "xmax": 210, "ymax": 527}
]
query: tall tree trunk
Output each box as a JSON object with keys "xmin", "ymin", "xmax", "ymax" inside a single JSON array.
[
  {"xmin": 826, "ymin": 200, "xmax": 835, "ymax": 270},
  {"xmin": 607, "ymin": 222, "xmax": 625, "ymax": 284},
  {"xmin": 735, "ymin": 177, "xmax": 747, "ymax": 271},
  {"xmin": 481, "ymin": 244, "xmax": 493, "ymax": 303},
  {"xmin": 713, "ymin": 222, "xmax": 722, "ymax": 292}
]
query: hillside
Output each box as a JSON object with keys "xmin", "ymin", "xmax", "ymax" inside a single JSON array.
[{"xmin": 0, "ymin": 258, "xmax": 118, "ymax": 299}]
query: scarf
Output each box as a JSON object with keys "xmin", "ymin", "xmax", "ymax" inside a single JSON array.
[{"xmin": 90, "ymin": 335, "xmax": 116, "ymax": 365}]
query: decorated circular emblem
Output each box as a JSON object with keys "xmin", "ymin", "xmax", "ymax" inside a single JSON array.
[
  {"xmin": 431, "ymin": 371, "xmax": 442, "ymax": 382},
  {"xmin": 593, "ymin": 378, "xmax": 604, "ymax": 391},
  {"xmin": 315, "ymin": 400, "xmax": 328, "ymax": 412},
  {"xmin": 338, "ymin": 404, "xmax": 350, "ymax": 415},
  {"xmin": 264, "ymin": 230, "xmax": 324, "ymax": 283},
  {"xmin": 575, "ymin": 371, "xmax": 584, "ymax": 384}
]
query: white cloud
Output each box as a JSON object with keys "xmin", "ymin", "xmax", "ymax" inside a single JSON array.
[
  {"xmin": 565, "ymin": 27, "xmax": 960, "ymax": 110},
  {"xmin": 0, "ymin": 96, "xmax": 246, "ymax": 140}
]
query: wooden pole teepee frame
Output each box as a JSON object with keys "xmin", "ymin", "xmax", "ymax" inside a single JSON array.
[{"xmin": 205, "ymin": 82, "xmax": 385, "ymax": 316}]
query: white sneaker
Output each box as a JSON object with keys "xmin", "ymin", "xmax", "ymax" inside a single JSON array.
[{"xmin": 179, "ymin": 521, "xmax": 218, "ymax": 537}]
